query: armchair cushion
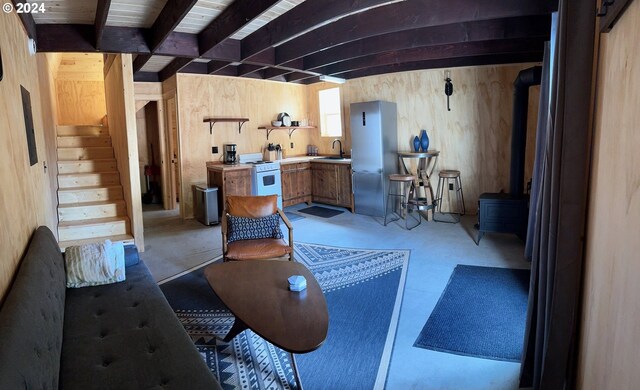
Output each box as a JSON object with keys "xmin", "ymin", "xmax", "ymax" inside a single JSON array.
[
  {"xmin": 226, "ymin": 238, "xmax": 292, "ymax": 261},
  {"xmin": 226, "ymin": 195, "xmax": 278, "ymax": 218},
  {"xmin": 227, "ymin": 214, "xmax": 284, "ymax": 243}
]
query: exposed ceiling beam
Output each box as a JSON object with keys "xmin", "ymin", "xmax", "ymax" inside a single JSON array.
[
  {"xmin": 302, "ymin": 15, "xmax": 551, "ymax": 71},
  {"xmin": 199, "ymin": 0, "xmax": 280, "ymax": 58},
  {"xmin": 275, "ymin": 0, "xmax": 556, "ymax": 64},
  {"xmin": 36, "ymin": 25, "xmax": 241, "ymax": 62},
  {"xmin": 237, "ymin": 64, "xmax": 267, "ymax": 77},
  {"xmin": 207, "ymin": 61, "xmax": 232, "ymax": 74},
  {"xmin": 286, "ymin": 72, "xmax": 318, "ymax": 82},
  {"xmin": 318, "ymin": 38, "xmax": 546, "ymax": 76},
  {"xmin": 241, "ymin": 0, "xmax": 399, "ymax": 61},
  {"xmin": 160, "ymin": 58, "xmax": 193, "ymax": 81},
  {"xmin": 264, "ymin": 68, "xmax": 291, "ymax": 80},
  {"xmin": 10, "ymin": 1, "xmax": 36, "ymax": 40},
  {"xmin": 179, "ymin": 62, "xmax": 208, "ymax": 75},
  {"xmin": 148, "ymin": 0, "xmax": 199, "ymax": 52},
  {"xmin": 133, "ymin": 72, "xmax": 160, "ymax": 82},
  {"xmin": 133, "ymin": 55, "xmax": 153, "ymax": 73},
  {"xmin": 94, "ymin": 0, "xmax": 111, "ymax": 50},
  {"xmin": 335, "ymin": 52, "xmax": 544, "ymax": 80}
]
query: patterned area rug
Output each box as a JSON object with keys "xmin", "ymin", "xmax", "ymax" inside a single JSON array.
[{"xmin": 160, "ymin": 243, "xmax": 410, "ymax": 390}]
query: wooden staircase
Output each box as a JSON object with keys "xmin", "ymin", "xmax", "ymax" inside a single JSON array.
[{"xmin": 56, "ymin": 125, "xmax": 134, "ymax": 251}]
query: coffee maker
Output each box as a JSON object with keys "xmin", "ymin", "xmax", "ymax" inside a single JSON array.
[{"xmin": 224, "ymin": 144, "xmax": 237, "ymax": 164}]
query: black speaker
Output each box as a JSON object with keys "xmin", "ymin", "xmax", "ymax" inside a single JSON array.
[{"xmin": 0, "ymin": 48, "xmax": 3, "ymax": 82}]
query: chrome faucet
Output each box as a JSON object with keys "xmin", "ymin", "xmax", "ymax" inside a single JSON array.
[{"xmin": 332, "ymin": 139, "xmax": 344, "ymax": 159}]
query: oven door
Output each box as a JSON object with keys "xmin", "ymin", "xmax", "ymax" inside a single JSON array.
[{"xmin": 253, "ymin": 169, "xmax": 283, "ymax": 208}]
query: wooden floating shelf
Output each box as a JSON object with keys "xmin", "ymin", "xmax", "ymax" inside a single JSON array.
[
  {"xmin": 257, "ymin": 125, "xmax": 316, "ymax": 140},
  {"xmin": 203, "ymin": 117, "xmax": 250, "ymax": 134}
]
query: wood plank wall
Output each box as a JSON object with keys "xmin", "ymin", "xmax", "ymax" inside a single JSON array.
[
  {"xmin": 0, "ymin": 12, "xmax": 58, "ymax": 302},
  {"xmin": 55, "ymin": 80, "xmax": 107, "ymax": 125},
  {"xmin": 306, "ymin": 64, "xmax": 540, "ymax": 212},
  {"xmin": 37, "ymin": 53, "xmax": 61, "ymax": 240},
  {"xmin": 104, "ymin": 54, "xmax": 144, "ymax": 250},
  {"xmin": 175, "ymin": 74, "xmax": 310, "ymax": 218},
  {"xmin": 578, "ymin": 1, "xmax": 640, "ymax": 388}
]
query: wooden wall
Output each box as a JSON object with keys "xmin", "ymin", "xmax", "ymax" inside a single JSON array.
[
  {"xmin": 578, "ymin": 1, "xmax": 640, "ymax": 388},
  {"xmin": 0, "ymin": 12, "xmax": 57, "ymax": 301},
  {"xmin": 54, "ymin": 53, "xmax": 107, "ymax": 126},
  {"xmin": 175, "ymin": 74, "xmax": 310, "ymax": 217},
  {"xmin": 55, "ymin": 80, "xmax": 107, "ymax": 125},
  {"xmin": 104, "ymin": 54, "xmax": 144, "ymax": 250},
  {"xmin": 307, "ymin": 64, "xmax": 540, "ymax": 212},
  {"xmin": 37, "ymin": 53, "xmax": 61, "ymax": 238}
]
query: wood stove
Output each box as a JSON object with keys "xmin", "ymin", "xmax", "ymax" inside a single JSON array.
[{"xmin": 477, "ymin": 66, "xmax": 541, "ymax": 244}]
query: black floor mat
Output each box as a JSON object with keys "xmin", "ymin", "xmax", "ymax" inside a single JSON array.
[{"xmin": 298, "ymin": 206, "xmax": 344, "ymax": 218}]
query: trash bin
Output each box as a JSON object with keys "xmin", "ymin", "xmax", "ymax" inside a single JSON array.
[{"xmin": 192, "ymin": 184, "xmax": 219, "ymax": 226}]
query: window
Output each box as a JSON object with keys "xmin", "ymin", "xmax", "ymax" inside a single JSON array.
[{"xmin": 319, "ymin": 87, "xmax": 343, "ymax": 137}]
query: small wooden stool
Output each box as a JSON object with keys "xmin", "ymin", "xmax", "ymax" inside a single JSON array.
[
  {"xmin": 434, "ymin": 170, "xmax": 465, "ymax": 223},
  {"xmin": 384, "ymin": 174, "xmax": 421, "ymax": 230}
]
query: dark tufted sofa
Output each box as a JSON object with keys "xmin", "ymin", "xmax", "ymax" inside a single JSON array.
[{"xmin": 0, "ymin": 226, "xmax": 222, "ymax": 389}]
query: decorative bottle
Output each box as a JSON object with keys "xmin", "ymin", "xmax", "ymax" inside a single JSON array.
[
  {"xmin": 420, "ymin": 129, "xmax": 430, "ymax": 152},
  {"xmin": 413, "ymin": 136, "xmax": 421, "ymax": 152}
]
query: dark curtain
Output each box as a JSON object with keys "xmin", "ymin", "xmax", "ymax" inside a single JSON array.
[{"xmin": 520, "ymin": 1, "xmax": 596, "ymax": 389}]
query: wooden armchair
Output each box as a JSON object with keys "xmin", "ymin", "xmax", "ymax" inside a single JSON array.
[{"xmin": 221, "ymin": 195, "xmax": 294, "ymax": 261}]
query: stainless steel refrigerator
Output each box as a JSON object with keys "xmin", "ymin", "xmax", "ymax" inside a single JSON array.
[{"xmin": 350, "ymin": 101, "xmax": 398, "ymax": 217}]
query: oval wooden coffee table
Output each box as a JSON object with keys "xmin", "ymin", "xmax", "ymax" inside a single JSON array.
[{"xmin": 204, "ymin": 260, "xmax": 328, "ymax": 389}]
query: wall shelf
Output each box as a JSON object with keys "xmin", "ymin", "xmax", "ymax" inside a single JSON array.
[
  {"xmin": 258, "ymin": 125, "xmax": 316, "ymax": 140},
  {"xmin": 204, "ymin": 117, "xmax": 249, "ymax": 134}
]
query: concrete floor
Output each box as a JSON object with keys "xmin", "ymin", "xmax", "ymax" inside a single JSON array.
[{"xmin": 141, "ymin": 203, "xmax": 529, "ymax": 390}]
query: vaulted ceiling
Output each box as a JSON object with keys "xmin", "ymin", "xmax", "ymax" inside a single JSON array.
[{"xmin": 13, "ymin": 0, "xmax": 556, "ymax": 84}]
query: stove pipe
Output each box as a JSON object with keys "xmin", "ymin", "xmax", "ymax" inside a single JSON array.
[{"xmin": 510, "ymin": 66, "xmax": 542, "ymax": 197}]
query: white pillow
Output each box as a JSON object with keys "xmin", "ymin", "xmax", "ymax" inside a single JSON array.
[{"xmin": 65, "ymin": 240, "xmax": 126, "ymax": 288}]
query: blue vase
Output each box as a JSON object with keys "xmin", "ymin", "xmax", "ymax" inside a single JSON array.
[
  {"xmin": 420, "ymin": 129, "xmax": 429, "ymax": 152},
  {"xmin": 413, "ymin": 136, "xmax": 420, "ymax": 152}
]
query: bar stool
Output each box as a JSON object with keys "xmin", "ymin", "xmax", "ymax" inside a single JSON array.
[
  {"xmin": 384, "ymin": 174, "xmax": 421, "ymax": 230},
  {"xmin": 434, "ymin": 170, "xmax": 466, "ymax": 223}
]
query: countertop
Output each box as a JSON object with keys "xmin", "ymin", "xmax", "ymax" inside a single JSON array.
[
  {"xmin": 206, "ymin": 162, "xmax": 252, "ymax": 171},
  {"xmin": 205, "ymin": 156, "xmax": 352, "ymax": 171},
  {"xmin": 279, "ymin": 156, "xmax": 352, "ymax": 165}
]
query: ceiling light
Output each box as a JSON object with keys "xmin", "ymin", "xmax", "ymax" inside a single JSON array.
[{"xmin": 319, "ymin": 75, "xmax": 346, "ymax": 84}]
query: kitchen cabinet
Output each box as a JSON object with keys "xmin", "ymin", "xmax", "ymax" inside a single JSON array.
[
  {"xmin": 207, "ymin": 166, "xmax": 252, "ymax": 211},
  {"xmin": 311, "ymin": 162, "xmax": 353, "ymax": 212},
  {"xmin": 281, "ymin": 162, "xmax": 312, "ymax": 207}
]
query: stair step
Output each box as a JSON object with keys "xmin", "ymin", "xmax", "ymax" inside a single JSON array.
[
  {"xmin": 57, "ymin": 135, "xmax": 111, "ymax": 148},
  {"xmin": 58, "ymin": 200, "xmax": 127, "ymax": 222},
  {"xmin": 58, "ymin": 172, "xmax": 120, "ymax": 189},
  {"xmin": 58, "ymin": 185, "xmax": 124, "ymax": 204},
  {"xmin": 58, "ymin": 147, "xmax": 114, "ymax": 161},
  {"xmin": 58, "ymin": 234, "xmax": 135, "ymax": 252},
  {"xmin": 57, "ymin": 159, "xmax": 117, "ymax": 174},
  {"xmin": 57, "ymin": 125, "xmax": 108, "ymax": 136},
  {"xmin": 58, "ymin": 216, "xmax": 130, "ymax": 242}
]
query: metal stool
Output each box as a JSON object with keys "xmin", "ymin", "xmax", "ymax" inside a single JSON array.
[
  {"xmin": 384, "ymin": 174, "xmax": 421, "ymax": 230},
  {"xmin": 434, "ymin": 170, "xmax": 466, "ymax": 223}
]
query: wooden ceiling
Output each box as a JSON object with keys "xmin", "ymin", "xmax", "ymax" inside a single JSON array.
[{"xmin": 14, "ymin": 0, "xmax": 556, "ymax": 84}]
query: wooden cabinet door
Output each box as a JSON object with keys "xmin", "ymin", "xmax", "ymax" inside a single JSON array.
[
  {"xmin": 224, "ymin": 169, "xmax": 252, "ymax": 197},
  {"xmin": 281, "ymin": 165, "xmax": 296, "ymax": 201},
  {"xmin": 297, "ymin": 163, "xmax": 312, "ymax": 198},
  {"xmin": 311, "ymin": 163, "xmax": 338, "ymax": 204},
  {"xmin": 336, "ymin": 164, "xmax": 353, "ymax": 209}
]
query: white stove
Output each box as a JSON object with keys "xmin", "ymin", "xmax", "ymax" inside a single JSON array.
[{"xmin": 239, "ymin": 153, "xmax": 283, "ymax": 209}]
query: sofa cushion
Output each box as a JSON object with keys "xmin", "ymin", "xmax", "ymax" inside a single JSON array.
[
  {"xmin": 60, "ymin": 260, "xmax": 221, "ymax": 390},
  {"xmin": 0, "ymin": 227, "xmax": 66, "ymax": 389}
]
